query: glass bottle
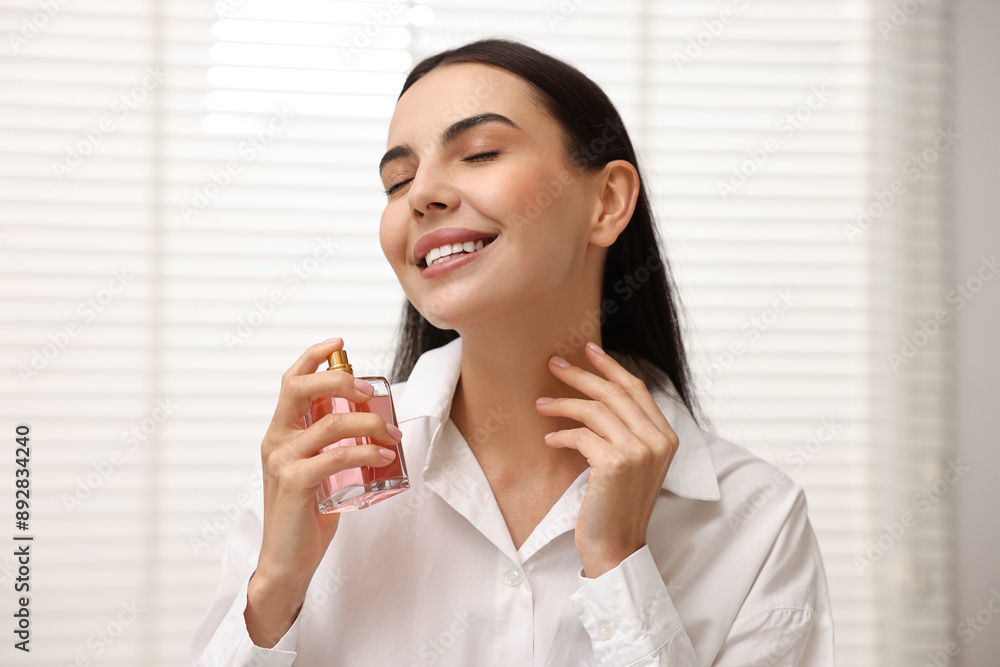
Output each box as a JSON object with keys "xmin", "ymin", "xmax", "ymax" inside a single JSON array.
[{"xmin": 301, "ymin": 349, "xmax": 409, "ymax": 512}]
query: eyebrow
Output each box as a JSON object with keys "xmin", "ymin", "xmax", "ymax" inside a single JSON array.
[{"xmin": 379, "ymin": 112, "xmax": 521, "ymax": 177}]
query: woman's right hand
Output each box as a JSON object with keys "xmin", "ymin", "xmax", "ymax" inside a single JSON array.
[{"xmin": 245, "ymin": 337, "xmax": 402, "ymax": 647}]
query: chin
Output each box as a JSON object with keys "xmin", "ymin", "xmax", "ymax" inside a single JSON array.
[
  {"xmin": 417, "ymin": 287, "xmax": 502, "ymax": 331},
  {"xmin": 421, "ymin": 300, "xmax": 467, "ymax": 330}
]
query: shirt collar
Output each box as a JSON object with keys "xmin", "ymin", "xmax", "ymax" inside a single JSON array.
[{"xmin": 395, "ymin": 336, "xmax": 721, "ymax": 502}]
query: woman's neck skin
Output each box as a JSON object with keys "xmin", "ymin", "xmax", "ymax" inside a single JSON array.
[{"xmin": 449, "ymin": 273, "xmax": 604, "ymax": 492}]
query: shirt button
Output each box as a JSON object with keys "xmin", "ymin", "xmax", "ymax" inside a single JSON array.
[
  {"xmin": 597, "ymin": 622, "xmax": 613, "ymax": 640},
  {"xmin": 504, "ymin": 569, "xmax": 521, "ymax": 587}
]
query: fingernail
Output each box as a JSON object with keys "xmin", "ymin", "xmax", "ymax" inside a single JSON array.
[
  {"xmin": 386, "ymin": 423, "xmax": 403, "ymax": 440},
  {"xmin": 544, "ymin": 431, "xmax": 557, "ymax": 440},
  {"xmin": 550, "ymin": 355, "xmax": 571, "ymax": 368},
  {"xmin": 322, "ymin": 337, "xmax": 342, "ymax": 344},
  {"xmin": 536, "ymin": 396, "xmax": 553, "ymax": 405},
  {"xmin": 355, "ymin": 378, "xmax": 374, "ymax": 394},
  {"xmin": 379, "ymin": 448, "xmax": 397, "ymax": 460},
  {"xmin": 586, "ymin": 341, "xmax": 605, "ymax": 355}
]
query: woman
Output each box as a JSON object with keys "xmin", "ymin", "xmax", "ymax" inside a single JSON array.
[{"xmin": 191, "ymin": 38, "xmax": 834, "ymax": 666}]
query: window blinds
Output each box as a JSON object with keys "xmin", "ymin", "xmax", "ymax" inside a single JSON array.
[{"xmin": 0, "ymin": 1, "xmax": 952, "ymax": 665}]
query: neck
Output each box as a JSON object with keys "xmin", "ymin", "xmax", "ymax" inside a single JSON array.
[{"xmin": 449, "ymin": 303, "xmax": 604, "ymax": 486}]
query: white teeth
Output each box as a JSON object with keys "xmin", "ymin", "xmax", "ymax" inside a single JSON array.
[{"xmin": 425, "ymin": 239, "xmax": 489, "ymax": 267}]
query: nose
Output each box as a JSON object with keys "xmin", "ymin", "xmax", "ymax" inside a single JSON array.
[{"xmin": 407, "ymin": 163, "xmax": 459, "ymax": 219}]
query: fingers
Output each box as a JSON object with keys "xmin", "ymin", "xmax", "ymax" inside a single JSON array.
[
  {"xmin": 284, "ymin": 337, "xmax": 344, "ymax": 379},
  {"xmin": 539, "ymin": 343, "xmax": 678, "ymax": 452},
  {"xmin": 272, "ymin": 340, "xmax": 375, "ymax": 428},
  {"xmin": 285, "ymin": 411, "xmax": 401, "ymax": 460},
  {"xmin": 265, "ymin": 410, "xmax": 402, "ymax": 491},
  {"xmin": 275, "ymin": 371, "xmax": 375, "ymax": 430},
  {"xmin": 580, "ymin": 342, "xmax": 676, "ymax": 438},
  {"xmin": 537, "ymin": 396, "xmax": 631, "ymax": 447},
  {"xmin": 542, "ymin": 425, "xmax": 608, "ymax": 457},
  {"xmin": 278, "ymin": 443, "xmax": 399, "ymax": 491}
]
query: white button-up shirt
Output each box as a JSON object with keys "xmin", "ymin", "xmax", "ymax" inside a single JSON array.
[{"xmin": 191, "ymin": 336, "xmax": 834, "ymax": 666}]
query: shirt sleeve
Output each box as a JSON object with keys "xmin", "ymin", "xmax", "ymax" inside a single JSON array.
[
  {"xmin": 570, "ymin": 546, "xmax": 700, "ymax": 666},
  {"xmin": 711, "ymin": 489, "xmax": 835, "ymax": 667},
  {"xmin": 570, "ymin": 488, "xmax": 835, "ymax": 667},
  {"xmin": 189, "ymin": 465, "xmax": 303, "ymax": 667}
]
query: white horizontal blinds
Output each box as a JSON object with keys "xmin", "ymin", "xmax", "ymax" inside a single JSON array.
[
  {"xmin": 1, "ymin": 1, "xmax": 159, "ymax": 665},
  {"xmin": 641, "ymin": 4, "xmax": 878, "ymax": 666}
]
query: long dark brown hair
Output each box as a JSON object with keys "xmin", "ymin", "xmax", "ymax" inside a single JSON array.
[{"xmin": 387, "ymin": 37, "xmax": 701, "ymax": 424}]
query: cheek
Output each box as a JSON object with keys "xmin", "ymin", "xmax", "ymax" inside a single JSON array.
[
  {"xmin": 474, "ymin": 160, "xmax": 566, "ymax": 226},
  {"xmin": 378, "ymin": 209, "xmax": 407, "ymax": 268},
  {"xmin": 491, "ymin": 163, "xmax": 585, "ymax": 246}
]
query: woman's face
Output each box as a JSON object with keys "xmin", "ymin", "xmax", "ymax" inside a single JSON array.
[{"xmin": 379, "ymin": 62, "xmax": 604, "ymax": 332}]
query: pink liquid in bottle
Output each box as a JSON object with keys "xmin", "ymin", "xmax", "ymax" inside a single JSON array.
[{"xmin": 301, "ymin": 350, "xmax": 408, "ymax": 512}]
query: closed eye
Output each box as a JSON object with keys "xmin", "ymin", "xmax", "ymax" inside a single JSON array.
[
  {"xmin": 464, "ymin": 150, "xmax": 501, "ymax": 163},
  {"xmin": 383, "ymin": 150, "xmax": 502, "ymax": 196}
]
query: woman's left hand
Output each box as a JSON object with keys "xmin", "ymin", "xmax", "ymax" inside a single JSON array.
[{"xmin": 535, "ymin": 341, "xmax": 679, "ymax": 579}]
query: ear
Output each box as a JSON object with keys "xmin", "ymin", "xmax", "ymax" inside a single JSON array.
[{"xmin": 587, "ymin": 159, "xmax": 640, "ymax": 248}]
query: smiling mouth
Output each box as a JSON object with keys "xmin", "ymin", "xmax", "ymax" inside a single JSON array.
[{"xmin": 420, "ymin": 236, "xmax": 497, "ymax": 268}]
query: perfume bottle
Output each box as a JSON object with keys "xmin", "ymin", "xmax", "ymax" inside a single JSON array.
[{"xmin": 301, "ymin": 348, "xmax": 409, "ymax": 512}]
